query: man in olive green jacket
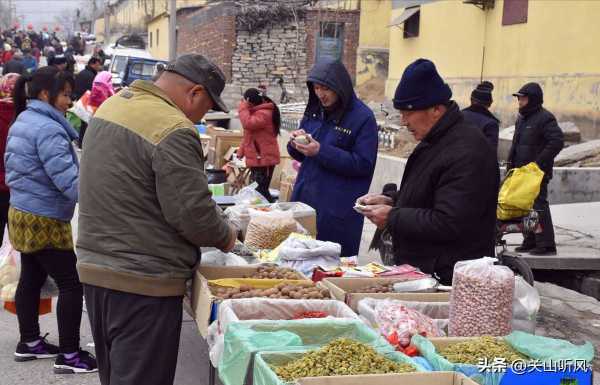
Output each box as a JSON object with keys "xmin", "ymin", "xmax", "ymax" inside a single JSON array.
[{"xmin": 77, "ymin": 54, "xmax": 236, "ymax": 385}]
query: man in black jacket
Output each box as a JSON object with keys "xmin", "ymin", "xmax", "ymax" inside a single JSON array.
[
  {"xmin": 462, "ymin": 81, "xmax": 500, "ymax": 151},
  {"xmin": 73, "ymin": 57, "xmax": 102, "ymax": 100},
  {"xmin": 508, "ymin": 82, "xmax": 564, "ymax": 256},
  {"xmin": 2, "ymin": 51, "xmax": 25, "ymax": 75},
  {"xmin": 360, "ymin": 59, "xmax": 499, "ymax": 284}
]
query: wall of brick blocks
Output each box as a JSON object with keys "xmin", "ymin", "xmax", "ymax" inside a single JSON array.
[{"xmin": 177, "ymin": 2, "xmax": 237, "ymax": 80}]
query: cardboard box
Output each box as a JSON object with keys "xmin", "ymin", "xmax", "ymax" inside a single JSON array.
[
  {"xmin": 297, "ymin": 372, "xmax": 478, "ymax": 385},
  {"xmin": 322, "ymin": 277, "xmax": 450, "ymax": 311},
  {"xmin": 206, "ymin": 126, "xmax": 244, "ymax": 168},
  {"xmin": 191, "ymin": 265, "xmax": 312, "ymax": 337}
]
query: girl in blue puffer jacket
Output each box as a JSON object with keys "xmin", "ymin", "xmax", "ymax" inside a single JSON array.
[{"xmin": 5, "ymin": 66, "xmax": 97, "ymax": 374}]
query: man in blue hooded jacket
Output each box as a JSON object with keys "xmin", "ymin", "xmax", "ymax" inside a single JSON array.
[{"xmin": 288, "ymin": 60, "xmax": 378, "ymax": 257}]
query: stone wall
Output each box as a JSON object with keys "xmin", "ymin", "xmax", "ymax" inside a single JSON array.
[{"xmin": 231, "ymin": 22, "xmax": 309, "ymax": 96}]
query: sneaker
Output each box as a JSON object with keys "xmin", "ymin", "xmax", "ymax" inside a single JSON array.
[
  {"xmin": 529, "ymin": 246, "xmax": 557, "ymax": 256},
  {"xmin": 14, "ymin": 334, "xmax": 59, "ymax": 362},
  {"xmin": 54, "ymin": 350, "xmax": 98, "ymax": 374},
  {"xmin": 515, "ymin": 243, "xmax": 536, "ymax": 252}
]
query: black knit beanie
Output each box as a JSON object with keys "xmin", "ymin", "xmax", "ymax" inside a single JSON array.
[{"xmin": 471, "ymin": 81, "xmax": 493, "ymax": 106}]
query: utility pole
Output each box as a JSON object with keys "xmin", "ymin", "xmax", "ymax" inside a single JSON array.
[
  {"xmin": 169, "ymin": 0, "xmax": 177, "ymax": 61},
  {"xmin": 91, "ymin": 0, "xmax": 97, "ymax": 34},
  {"xmin": 104, "ymin": 0, "xmax": 110, "ymax": 45}
]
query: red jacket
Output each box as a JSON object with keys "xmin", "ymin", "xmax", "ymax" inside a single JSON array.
[
  {"xmin": 238, "ymin": 101, "xmax": 280, "ymax": 168},
  {"xmin": 0, "ymin": 100, "xmax": 15, "ymax": 192}
]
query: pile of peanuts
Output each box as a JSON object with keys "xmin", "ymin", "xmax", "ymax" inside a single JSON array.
[
  {"xmin": 211, "ymin": 282, "xmax": 331, "ymax": 300},
  {"xmin": 352, "ymin": 283, "xmax": 394, "ymax": 293},
  {"xmin": 245, "ymin": 216, "xmax": 297, "ymax": 250},
  {"xmin": 245, "ymin": 265, "xmax": 303, "ymax": 280},
  {"xmin": 449, "ymin": 270, "xmax": 514, "ymax": 336}
]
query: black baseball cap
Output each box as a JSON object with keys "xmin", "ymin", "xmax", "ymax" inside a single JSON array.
[{"xmin": 164, "ymin": 54, "xmax": 229, "ymax": 112}]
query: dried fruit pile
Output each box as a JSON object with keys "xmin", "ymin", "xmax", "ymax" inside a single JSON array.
[
  {"xmin": 352, "ymin": 283, "xmax": 394, "ymax": 293},
  {"xmin": 211, "ymin": 282, "xmax": 330, "ymax": 300},
  {"xmin": 272, "ymin": 338, "xmax": 416, "ymax": 381},
  {"xmin": 245, "ymin": 265, "xmax": 303, "ymax": 280},
  {"xmin": 440, "ymin": 336, "xmax": 528, "ymax": 365}
]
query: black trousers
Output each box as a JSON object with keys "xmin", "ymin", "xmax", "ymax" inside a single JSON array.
[
  {"xmin": 523, "ymin": 180, "xmax": 556, "ymax": 248},
  {"xmin": 84, "ymin": 284, "xmax": 183, "ymax": 385},
  {"xmin": 0, "ymin": 191, "xmax": 9, "ymax": 244},
  {"xmin": 250, "ymin": 166, "xmax": 275, "ymax": 203},
  {"xmin": 15, "ymin": 249, "xmax": 83, "ymax": 353}
]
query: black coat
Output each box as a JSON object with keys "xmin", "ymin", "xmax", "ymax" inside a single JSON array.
[
  {"xmin": 388, "ymin": 102, "xmax": 499, "ymax": 278},
  {"xmin": 507, "ymin": 107, "xmax": 564, "ymax": 179},
  {"xmin": 2, "ymin": 59, "xmax": 25, "ymax": 75},
  {"xmin": 462, "ymin": 104, "xmax": 500, "ymax": 151},
  {"xmin": 73, "ymin": 66, "xmax": 97, "ymax": 100}
]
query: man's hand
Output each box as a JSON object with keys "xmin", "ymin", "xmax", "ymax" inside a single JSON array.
[
  {"xmin": 294, "ymin": 137, "xmax": 320, "ymax": 157},
  {"xmin": 220, "ymin": 225, "xmax": 238, "ymax": 253},
  {"xmin": 362, "ymin": 204, "xmax": 393, "ymax": 229},
  {"xmin": 357, "ymin": 193, "xmax": 393, "ymax": 206}
]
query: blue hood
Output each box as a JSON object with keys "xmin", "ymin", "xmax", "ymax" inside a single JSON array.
[{"xmin": 305, "ymin": 60, "xmax": 356, "ymax": 125}]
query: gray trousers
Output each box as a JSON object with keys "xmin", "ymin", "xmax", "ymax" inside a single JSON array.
[{"xmin": 84, "ymin": 284, "xmax": 183, "ymax": 385}]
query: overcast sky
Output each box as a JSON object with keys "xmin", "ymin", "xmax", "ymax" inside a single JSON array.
[{"xmin": 14, "ymin": 0, "xmax": 88, "ymax": 30}]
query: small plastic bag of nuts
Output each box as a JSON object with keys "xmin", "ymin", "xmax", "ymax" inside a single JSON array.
[
  {"xmin": 244, "ymin": 209, "xmax": 298, "ymax": 250},
  {"xmin": 449, "ymin": 257, "xmax": 515, "ymax": 337}
]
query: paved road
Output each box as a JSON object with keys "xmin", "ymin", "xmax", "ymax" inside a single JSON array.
[{"xmin": 0, "ymin": 305, "xmax": 215, "ymax": 385}]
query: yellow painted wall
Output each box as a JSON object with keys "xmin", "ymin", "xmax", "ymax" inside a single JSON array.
[
  {"xmin": 148, "ymin": 15, "xmax": 169, "ymax": 60},
  {"xmin": 385, "ymin": 0, "xmax": 600, "ymax": 137},
  {"xmin": 356, "ymin": 0, "xmax": 392, "ymax": 90},
  {"xmin": 359, "ymin": 0, "xmax": 391, "ymax": 48}
]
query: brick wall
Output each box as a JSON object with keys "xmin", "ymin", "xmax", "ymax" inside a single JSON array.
[
  {"xmin": 177, "ymin": 2, "xmax": 237, "ymax": 80},
  {"xmin": 305, "ymin": 9, "xmax": 360, "ymax": 84}
]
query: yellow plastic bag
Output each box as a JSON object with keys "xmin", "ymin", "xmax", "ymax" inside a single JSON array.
[
  {"xmin": 208, "ymin": 278, "xmax": 309, "ymax": 289},
  {"xmin": 497, "ymin": 162, "xmax": 544, "ymax": 220}
]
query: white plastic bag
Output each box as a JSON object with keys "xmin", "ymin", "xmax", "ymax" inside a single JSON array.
[
  {"xmin": 0, "ymin": 229, "xmax": 58, "ymax": 302},
  {"xmin": 278, "ymin": 236, "xmax": 341, "ymax": 277},
  {"xmin": 200, "ymin": 249, "xmax": 250, "ymax": 267},
  {"xmin": 511, "ymin": 276, "xmax": 540, "ymax": 333},
  {"xmin": 449, "ymin": 257, "xmax": 515, "ymax": 336},
  {"xmin": 245, "ymin": 209, "xmax": 297, "ymax": 250},
  {"xmin": 232, "ymin": 183, "xmax": 269, "ymax": 206}
]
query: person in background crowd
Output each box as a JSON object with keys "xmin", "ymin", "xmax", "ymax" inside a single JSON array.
[
  {"xmin": 288, "ymin": 59, "xmax": 378, "ymax": 257},
  {"xmin": 238, "ymin": 88, "xmax": 281, "ymax": 202},
  {"xmin": 21, "ymin": 49, "xmax": 37, "ymax": 74},
  {"xmin": 0, "ymin": 73, "xmax": 19, "ymax": 244},
  {"xmin": 509, "ymin": 82, "xmax": 564, "ymax": 256},
  {"xmin": 3, "ymin": 44, "xmax": 15, "ymax": 64},
  {"xmin": 48, "ymin": 55, "xmax": 67, "ymax": 72},
  {"xmin": 31, "ymin": 42, "xmax": 41, "ymax": 64},
  {"xmin": 92, "ymin": 45, "xmax": 107, "ymax": 65},
  {"xmin": 462, "ymin": 81, "xmax": 500, "ymax": 151},
  {"xmin": 76, "ymin": 71, "xmax": 115, "ymax": 147},
  {"xmin": 73, "ymin": 57, "xmax": 102, "ymax": 100},
  {"xmin": 2, "ymin": 50, "xmax": 25, "ymax": 75},
  {"xmin": 77, "ymin": 54, "xmax": 236, "ymax": 385},
  {"xmin": 359, "ymin": 59, "xmax": 499, "ymax": 285},
  {"xmin": 5, "ymin": 66, "xmax": 97, "ymax": 374}
]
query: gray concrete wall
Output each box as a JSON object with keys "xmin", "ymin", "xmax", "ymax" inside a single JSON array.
[{"xmin": 369, "ymin": 154, "xmax": 600, "ymax": 204}]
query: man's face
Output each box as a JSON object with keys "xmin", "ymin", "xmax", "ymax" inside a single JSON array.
[
  {"xmin": 400, "ymin": 106, "xmax": 445, "ymax": 141},
  {"xmin": 517, "ymin": 95, "xmax": 529, "ymax": 109},
  {"xmin": 183, "ymin": 85, "xmax": 214, "ymax": 123},
  {"xmin": 91, "ymin": 62, "xmax": 102, "ymax": 72},
  {"xmin": 313, "ymin": 83, "xmax": 338, "ymax": 108}
]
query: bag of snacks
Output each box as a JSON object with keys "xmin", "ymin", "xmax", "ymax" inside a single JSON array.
[
  {"xmin": 449, "ymin": 257, "xmax": 514, "ymax": 337},
  {"xmin": 244, "ymin": 209, "xmax": 298, "ymax": 250}
]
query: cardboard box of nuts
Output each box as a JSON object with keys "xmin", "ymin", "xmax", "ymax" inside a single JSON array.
[
  {"xmin": 296, "ymin": 372, "xmax": 478, "ymax": 385},
  {"xmin": 322, "ymin": 277, "xmax": 450, "ymax": 311},
  {"xmin": 191, "ymin": 265, "xmax": 323, "ymax": 337}
]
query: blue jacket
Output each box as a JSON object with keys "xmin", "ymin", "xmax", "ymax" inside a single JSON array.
[
  {"xmin": 288, "ymin": 60, "xmax": 378, "ymax": 256},
  {"xmin": 5, "ymin": 99, "xmax": 79, "ymax": 221}
]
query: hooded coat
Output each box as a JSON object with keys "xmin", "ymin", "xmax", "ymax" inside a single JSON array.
[
  {"xmin": 508, "ymin": 83, "xmax": 564, "ymax": 178},
  {"xmin": 288, "ymin": 60, "xmax": 378, "ymax": 256}
]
